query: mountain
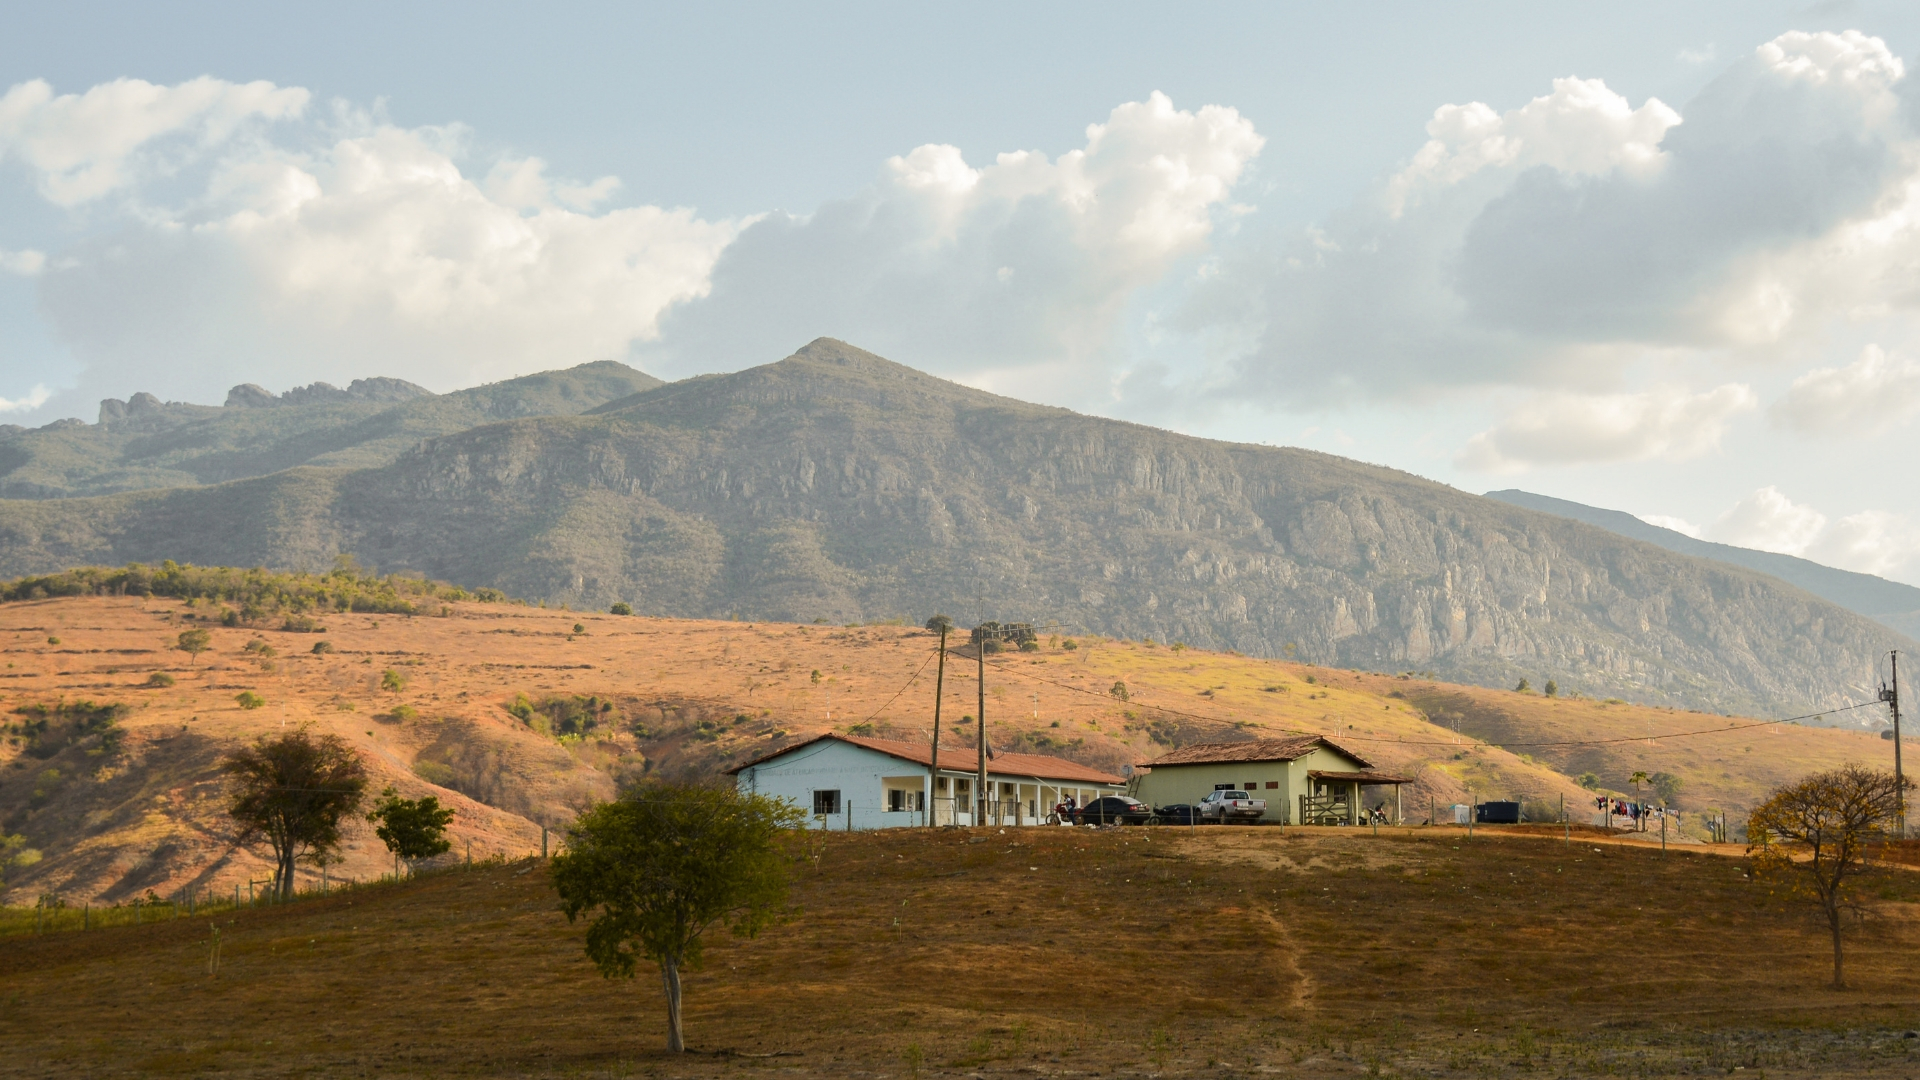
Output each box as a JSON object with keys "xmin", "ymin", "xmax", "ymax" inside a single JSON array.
[
  {"xmin": 1484, "ymin": 489, "xmax": 1920, "ymax": 640},
  {"xmin": 0, "ymin": 338, "xmax": 1908, "ymax": 716},
  {"xmin": 0, "ymin": 361, "xmax": 662, "ymax": 499}
]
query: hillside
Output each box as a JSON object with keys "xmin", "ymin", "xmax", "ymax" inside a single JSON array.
[
  {"xmin": 5, "ymin": 830, "xmax": 1920, "ymax": 1078},
  {"xmin": 0, "ymin": 340, "xmax": 1907, "ymax": 716},
  {"xmin": 1488, "ymin": 488, "xmax": 1920, "ymax": 639},
  {"xmin": 0, "ymin": 361, "xmax": 662, "ymax": 499},
  {"xmin": 0, "ymin": 593, "xmax": 1902, "ymax": 908}
]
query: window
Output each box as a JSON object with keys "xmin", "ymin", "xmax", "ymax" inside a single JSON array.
[
  {"xmin": 1246, "ymin": 782, "xmax": 1259, "ymax": 791},
  {"xmin": 812, "ymin": 789, "xmax": 841, "ymax": 815},
  {"xmin": 887, "ymin": 789, "xmax": 924, "ymax": 812},
  {"xmin": 1266, "ymin": 781, "xmax": 1279, "ymax": 789}
]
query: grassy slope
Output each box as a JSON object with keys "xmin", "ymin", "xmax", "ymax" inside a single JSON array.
[
  {"xmin": 0, "ymin": 597, "xmax": 1906, "ymax": 908},
  {"xmin": 2, "ymin": 829, "xmax": 1919, "ymax": 1077}
]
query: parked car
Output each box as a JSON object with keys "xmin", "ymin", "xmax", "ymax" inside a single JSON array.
[
  {"xmin": 1197, "ymin": 789, "xmax": 1267, "ymax": 822},
  {"xmin": 1154, "ymin": 803, "xmax": 1201, "ymax": 825},
  {"xmin": 1076, "ymin": 795, "xmax": 1154, "ymax": 825}
]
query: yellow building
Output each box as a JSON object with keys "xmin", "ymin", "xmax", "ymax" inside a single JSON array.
[{"xmin": 1134, "ymin": 735, "xmax": 1409, "ymax": 824}]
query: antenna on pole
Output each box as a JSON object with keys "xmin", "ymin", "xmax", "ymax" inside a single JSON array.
[{"xmin": 1883, "ymin": 650, "xmax": 1905, "ymax": 839}]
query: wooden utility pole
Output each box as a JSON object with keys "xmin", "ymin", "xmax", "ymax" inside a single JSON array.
[
  {"xmin": 928, "ymin": 625, "xmax": 947, "ymax": 828},
  {"xmin": 977, "ymin": 629, "xmax": 988, "ymax": 826},
  {"xmin": 1887, "ymin": 651, "xmax": 1906, "ymax": 839}
]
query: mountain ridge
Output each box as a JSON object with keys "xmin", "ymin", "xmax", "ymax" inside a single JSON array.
[
  {"xmin": 1485, "ymin": 488, "xmax": 1920, "ymax": 639},
  {"xmin": 0, "ymin": 339, "xmax": 1907, "ymax": 717}
]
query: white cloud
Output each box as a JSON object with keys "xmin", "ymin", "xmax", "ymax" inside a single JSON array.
[
  {"xmin": 1204, "ymin": 29, "xmax": 1920, "ymax": 409},
  {"xmin": 1639, "ymin": 514, "xmax": 1702, "ymax": 538},
  {"xmin": 0, "ymin": 248, "xmax": 44, "ymax": 276},
  {"xmin": 1807, "ymin": 510, "xmax": 1920, "ymax": 579},
  {"xmin": 1455, "ymin": 383, "xmax": 1756, "ymax": 472},
  {"xmin": 33, "ymin": 112, "xmax": 739, "ymax": 403},
  {"xmin": 1772, "ymin": 344, "xmax": 1920, "ymax": 435},
  {"xmin": 1679, "ymin": 45, "xmax": 1718, "ymax": 65},
  {"xmin": 1701, "ymin": 487, "xmax": 1920, "ymax": 581},
  {"xmin": 1385, "ymin": 76, "xmax": 1680, "ymax": 216},
  {"xmin": 0, "ymin": 384, "xmax": 50, "ymax": 412},
  {"xmin": 636, "ymin": 91, "xmax": 1264, "ymax": 390},
  {"xmin": 1708, "ymin": 486, "xmax": 1828, "ymax": 555},
  {"xmin": 0, "ymin": 76, "xmax": 308, "ymax": 205}
]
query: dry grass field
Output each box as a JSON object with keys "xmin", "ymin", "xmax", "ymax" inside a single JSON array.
[
  {"xmin": 3, "ymin": 825, "xmax": 1920, "ymax": 1078},
  {"xmin": 0, "ymin": 594, "xmax": 1906, "ymax": 906}
]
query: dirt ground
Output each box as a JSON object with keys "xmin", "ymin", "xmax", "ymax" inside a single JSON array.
[{"xmin": 3, "ymin": 825, "xmax": 1919, "ymax": 1078}]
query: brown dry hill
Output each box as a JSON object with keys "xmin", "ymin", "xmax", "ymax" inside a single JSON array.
[
  {"xmin": 4, "ymin": 828, "xmax": 1920, "ymax": 1077},
  {"xmin": 1, "ymin": 594, "xmax": 1904, "ymax": 906}
]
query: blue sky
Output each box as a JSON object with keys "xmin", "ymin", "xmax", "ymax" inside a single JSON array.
[{"xmin": 6, "ymin": 2, "xmax": 1920, "ymax": 582}]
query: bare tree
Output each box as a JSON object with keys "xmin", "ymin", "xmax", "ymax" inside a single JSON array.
[{"xmin": 1748, "ymin": 763, "xmax": 1912, "ymax": 989}]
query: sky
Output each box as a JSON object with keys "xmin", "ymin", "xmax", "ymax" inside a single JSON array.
[{"xmin": 6, "ymin": 2, "xmax": 1920, "ymax": 583}]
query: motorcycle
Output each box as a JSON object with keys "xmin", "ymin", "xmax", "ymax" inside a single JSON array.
[{"xmin": 1046, "ymin": 801, "xmax": 1080, "ymax": 825}]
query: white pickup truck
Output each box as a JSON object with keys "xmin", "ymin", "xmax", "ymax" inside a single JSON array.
[{"xmin": 1197, "ymin": 788, "xmax": 1266, "ymax": 822}]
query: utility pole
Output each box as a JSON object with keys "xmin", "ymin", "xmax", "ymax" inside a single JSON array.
[
  {"xmin": 1885, "ymin": 650, "xmax": 1906, "ymax": 839},
  {"xmin": 928, "ymin": 624, "xmax": 947, "ymax": 828},
  {"xmin": 977, "ymin": 627, "xmax": 988, "ymax": 826}
]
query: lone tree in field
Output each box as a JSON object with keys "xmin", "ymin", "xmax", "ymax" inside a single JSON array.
[
  {"xmin": 550, "ymin": 784, "xmax": 803, "ymax": 1053},
  {"xmin": 367, "ymin": 786, "xmax": 455, "ymax": 872},
  {"xmin": 1748, "ymin": 763, "xmax": 1912, "ymax": 989},
  {"xmin": 221, "ymin": 730, "xmax": 368, "ymax": 900},
  {"xmin": 176, "ymin": 628, "xmax": 211, "ymax": 665}
]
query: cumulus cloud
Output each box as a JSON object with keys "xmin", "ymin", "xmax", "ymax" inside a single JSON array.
[
  {"xmin": 1708, "ymin": 486, "xmax": 1828, "ymax": 555},
  {"xmin": 635, "ymin": 91, "xmax": 1264, "ymax": 391},
  {"xmin": 0, "ymin": 384, "xmax": 50, "ymax": 412},
  {"xmin": 1455, "ymin": 383, "xmax": 1756, "ymax": 472},
  {"xmin": 0, "ymin": 76, "xmax": 308, "ymax": 205},
  {"xmin": 1701, "ymin": 487, "xmax": 1920, "ymax": 581},
  {"xmin": 1639, "ymin": 513, "xmax": 1703, "ymax": 538},
  {"xmin": 1202, "ymin": 29, "xmax": 1920, "ymax": 409},
  {"xmin": 19, "ymin": 84, "xmax": 739, "ymax": 405},
  {"xmin": 1772, "ymin": 344, "xmax": 1920, "ymax": 435}
]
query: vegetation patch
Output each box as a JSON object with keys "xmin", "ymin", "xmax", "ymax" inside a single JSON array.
[
  {"xmin": 0, "ymin": 560, "xmax": 511, "ymax": 623},
  {"xmin": 7, "ymin": 700, "xmax": 127, "ymax": 759}
]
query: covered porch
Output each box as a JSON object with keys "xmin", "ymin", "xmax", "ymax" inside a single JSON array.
[
  {"xmin": 920, "ymin": 772, "xmax": 1115, "ymax": 826},
  {"xmin": 1300, "ymin": 769, "xmax": 1413, "ymax": 825}
]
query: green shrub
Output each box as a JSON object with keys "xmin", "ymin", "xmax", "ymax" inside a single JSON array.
[
  {"xmin": 45, "ymin": 636, "xmax": 59, "ymax": 645},
  {"xmin": 383, "ymin": 704, "xmax": 419, "ymax": 723},
  {"xmin": 381, "ymin": 669, "xmax": 406, "ymax": 692},
  {"xmin": 14, "ymin": 701, "xmax": 126, "ymax": 758},
  {"xmin": 412, "ymin": 759, "xmax": 456, "ymax": 786},
  {"xmin": 281, "ymin": 614, "xmax": 325, "ymax": 632},
  {"xmin": 235, "ymin": 691, "xmax": 265, "ymax": 710},
  {"xmin": 0, "ymin": 560, "xmax": 511, "ymax": 623},
  {"xmin": 145, "ymin": 672, "xmax": 175, "ymax": 688},
  {"xmin": 312, "ymin": 640, "xmax": 334, "ymax": 654},
  {"xmin": 609, "ymin": 602, "xmax": 633, "ymax": 616}
]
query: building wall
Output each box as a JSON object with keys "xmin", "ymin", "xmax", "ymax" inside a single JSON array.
[
  {"xmin": 1135, "ymin": 745, "xmax": 1371, "ymax": 824},
  {"xmin": 736, "ymin": 740, "xmax": 927, "ymax": 830},
  {"xmin": 737, "ymin": 739, "xmax": 1124, "ymax": 829}
]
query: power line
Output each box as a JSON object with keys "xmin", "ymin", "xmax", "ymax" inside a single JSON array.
[{"xmin": 980, "ymin": 654, "xmax": 1884, "ymax": 750}]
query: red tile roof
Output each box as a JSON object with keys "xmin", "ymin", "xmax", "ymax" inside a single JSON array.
[
  {"xmin": 726, "ymin": 732, "xmax": 1126, "ymax": 785},
  {"xmin": 1134, "ymin": 735, "xmax": 1374, "ymax": 770}
]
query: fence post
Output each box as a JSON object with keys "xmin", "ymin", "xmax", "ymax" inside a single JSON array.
[
  {"xmin": 542, "ymin": 826, "xmax": 548, "ymax": 859},
  {"xmin": 846, "ymin": 801, "xmax": 852, "ymax": 833}
]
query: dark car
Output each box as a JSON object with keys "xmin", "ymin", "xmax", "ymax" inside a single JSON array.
[
  {"xmin": 1154, "ymin": 803, "xmax": 1201, "ymax": 825},
  {"xmin": 1076, "ymin": 795, "xmax": 1154, "ymax": 825}
]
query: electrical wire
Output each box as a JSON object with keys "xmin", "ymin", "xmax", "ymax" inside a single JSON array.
[{"xmin": 980, "ymin": 653, "xmax": 1888, "ymax": 750}]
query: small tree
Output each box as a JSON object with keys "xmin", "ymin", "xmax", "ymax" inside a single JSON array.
[
  {"xmin": 0, "ymin": 832, "xmax": 42, "ymax": 886},
  {"xmin": 176, "ymin": 628, "xmax": 211, "ymax": 664},
  {"xmin": 550, "ymin": 784, "xmax": 803, "ymax": 1052},
  {"xmin": 1514, "ymin": 678, "xmax": 1530, "ymax": 692},
  {"xmin": 367, "ymin": 786, "xmax": 455, "ymax": 872},
  {"xmin": 221, "ymin": 730, "xmax": 368, "ymax": 900},
  {"xmin": 924, "ymin": 614, "xmax": 953, "ymax": 634},
  {"xmin": 1544, "ymin": 679, "xmax": 1558, "ymax": 697},
  {"xmin": 610, "ymin": 602, "xmax": 633, "ymax": 616},
  {"xmin": 1748, "ymin": 763, "xmax": 1911, "ymax": 989},
  {"xmin": 381, "ymin": 669, "xmax": 406, "ymax": 692}
]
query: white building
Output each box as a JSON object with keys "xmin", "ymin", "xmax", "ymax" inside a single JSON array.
[{"xmin": 728, "ymin": 733, "xmax": 1127, "ymax": 829}]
